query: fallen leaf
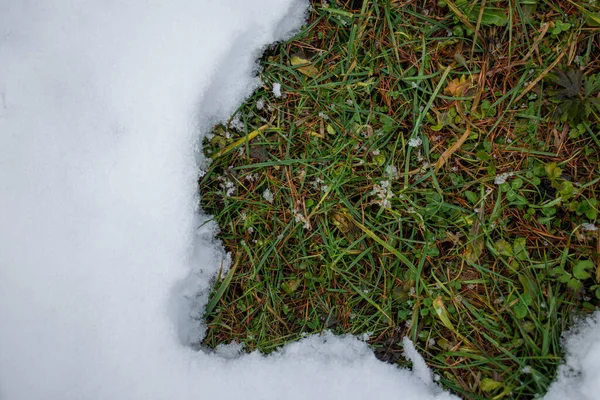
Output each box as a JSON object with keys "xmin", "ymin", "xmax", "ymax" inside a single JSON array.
[
  {"xmin": 433, "ymin": 296, "xmax": 456, "ymax": 332},
  {"xmin": 434, "ymin": 124, "xmax": 471, "ymax": 172},
  {"xmin": 444, "ymin": 75, "xmax": 473, "ymax": 97},
  {"xmin": 290, "ymin": 55, "xmax": 319, "ymax": 77}
]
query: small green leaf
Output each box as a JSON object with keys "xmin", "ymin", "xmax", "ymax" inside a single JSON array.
[
  {"xmin": 559, "ymin": 273, "xmax": 572, "ymax": 283},
  {"xmin": 513, "ymin": 303, "xmax": 528, "ymax": 319},
  {"xmin": 522, "ymin": 293, "xmax": 533, "ymax": 306},
  {"xmin": 494, "ymin": 239, "xmax": 513, "ymax": 257},
  {"xmin": 568, "ymin": 278, "xmax": 584, "ymax": 292},
  {"xmin": 512, "ymin": 238, "xmax": 529, "ymax": 261},
  {"xmin": 306, "ymin": 317, "xmax": 320, "ymax": 330},
  {"xmin": 380, "ymin": 115, "xmax": 395, "ymax": 133},
  {"xmin": 326, "ymin": 124, "xmax": 336, "ymax": 135},
  {"xmin": 522, "ymin": 320, "xmax": 536, "ymax": 333},
  {"xmin": 476, "ymin": 150, "xmax": 491, "ymax": 161},
  {"xmin": 573, "ymin": 260, "xmax": 593, "ymax": 280},
  {"xmin": 281, "ymin": 279, "xmax": 302, "ymax": 295},
  {"xmin": 511, "ymin": 178, "xmax": 523, "ymax": 190},
  {"xmin": 479, "ymin": 9, "xmax": 509, "ymax": 26},
  {"xmin": 373, "ymin": 154, "xmax": 386, "ymax": 166},
  {"xmin": 480, "ymin": 378, "xmax": 503, "ymax": 393},
  {"xmin": 559, "ymin": 181, "xmax": 574, "ymax": 200},
  {"xmin": 464, "ymin": 190, "xmax": 478, "ymax": 205},
  {"xmin": 544, "ymin": 163, "xmax": 562, "ymax": 179}
]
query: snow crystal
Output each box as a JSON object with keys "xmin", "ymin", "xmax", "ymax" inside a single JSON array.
[
  {"xmin": 408, "ymin": 137, "xmax": 423, "ymax": 147},
  {"xmin": 273, "ymin": 82, "xmax": 282, "ymax": 98},
  {"xmin": 385, "ymin": 165, "xmax": 399, "ymax": 179},
  {"xmin": 229, "ymin": 112, "xmax": 245, "ymax": 131},
  {"xmin": 218, "ymin": 177, "xmax": 236, "ymax": 197},
  {"xmin": 263, "ymin": 188, "xmax": 274, "ymax": 203},
  {"xmin": 494, "ymin": 172, "xmax": 514, "ymax": 185},
  {"xmin": 293, "ymin": 209, "xmax": 311, "ymax": 230},
  {"xmin": 581, "ymin": 223, "xmax": 598, "ymax": 232},
  {"xmin": 370, "ymin": 180, "xmax": 394, "ymax": 209},
  {"xmin": 310, "ymin": 176, "xmax": 328, "ymax": 192}
]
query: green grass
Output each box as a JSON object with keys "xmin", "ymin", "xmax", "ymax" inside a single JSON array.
[{"xmin": 199, "ymin": 1, "xmax": 600, "ymax": 398}]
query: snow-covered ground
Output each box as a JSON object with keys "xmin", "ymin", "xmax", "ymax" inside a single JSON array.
[{"xmin": 0, "ymin": 1, "xmax": 597, "ymax": 399}]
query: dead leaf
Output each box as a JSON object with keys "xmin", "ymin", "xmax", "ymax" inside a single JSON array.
[
  {"xmin": 444, "ymin": 75, "xmax": 473, "ymax": 97},
  {"xmin": 290, "ymin": 55, "xmax": 319, "ymax": 77},
  {"xmin": 434, "ymin": 124, "xmax": 471, "ymax": 172},
  {"xmin": 433, "ymin": 296, "xmax": 456, "ymax": 332}
]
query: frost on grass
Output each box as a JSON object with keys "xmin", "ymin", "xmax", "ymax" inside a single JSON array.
[
  {"xmin": 385, "ymin": 165, "xmax": 399, "ymax": 180},
  {"xmin": 218, "ymin": 176, "xmax": 236, "ymax": 197},
  {"xmin": 293, "ymin": 208, "xmax": 311, "ymax": 230},
  {"xmin": 494, "ymin": 172, "xmax": 514, "ymax": 185},
  {"xmin": 262, "ymin": 187, "xmax": 274, "ymax": 203},
  {"xmin": 408, "ymin": 137, "xmax": 423, "ymax": 147},
  {"xmin": 272, "ymin": 82, "xmax": 282, "ymax": 98},
  {"xmin": 370, "ymin": 180, "xmax": 394, "ymax": 209}
]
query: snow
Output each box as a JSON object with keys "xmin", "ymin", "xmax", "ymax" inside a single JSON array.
[
  {"xmin": 0, "ymin": 1, "xmax": 456, "ymax": 400},
  {"xmin": 581, "ymin": 223, "xmax": 598, "ymax": 232},
  {"xmin": 494, "ymin": 172, "xmax": 514, "ymax": 185},
  {"xmin": 543, "ymin": 312, "xmax": 600, "ymax": 400},
  {"xmin": 273, "ymin": 82, "xmax": 283, "ymax": 98},
  {"xmin": 408, "ymin": 137, "xmax": 423, "ymax": 147},
  {"xmin": 262, "ymin": 187, "xmax": 275, "ymax": 203},
  {"xmin": 0, "ymin": 1, "xmax": 596, "ymax": 400}
]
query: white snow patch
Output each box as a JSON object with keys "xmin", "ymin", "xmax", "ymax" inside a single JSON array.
[
  {"xmin": 256, "ymin": 97, "xmax": 265, "ymax": 110},
  {"xmin": 1, "ymin": 1, "xmax": 595, "ymax": 400},
  {"xmin": 543, "ymin": 312, "xmax": 600, "ymax": 400},
  {"xmin": 386, "ymin": 165, "xmax": 399, "ymax": 179},
  {"xmin": 581, "ymin": 223, "xmax": 598, "ymax": 232},
  {"xmin": 262, "ymin": 188, "xmax": 274, "ymax": 203},
  {"xmin": 408, "ymin": 137, "xmax": 423, "ymax": 147},
  {"xmin": 494, "ymin": 172, "xmax": 514, "ymax": 185},
  {"xmin": 273, "ymin": 82, "xmax": 282, "ymax": 98}
]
